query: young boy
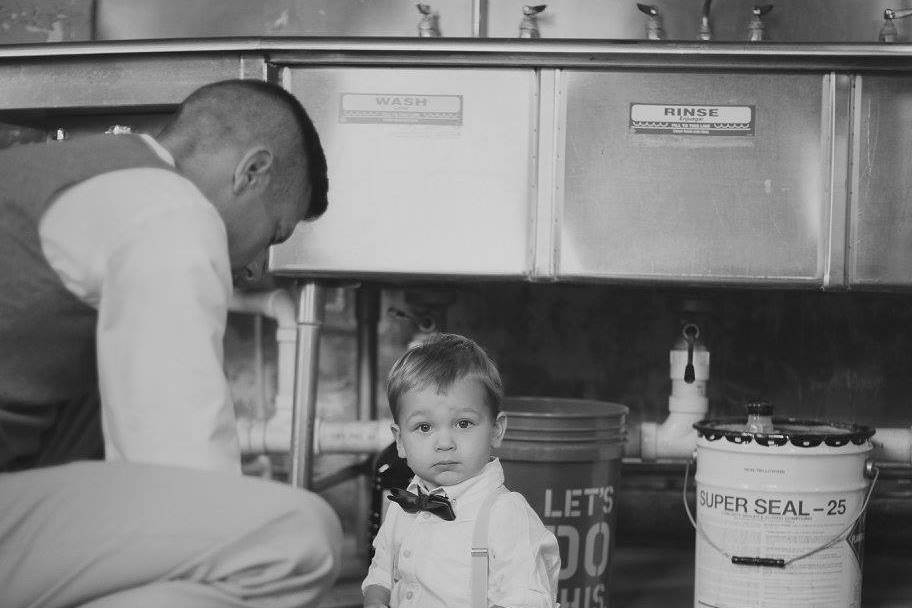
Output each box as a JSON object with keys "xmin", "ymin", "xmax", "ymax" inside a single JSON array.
[{"xmin": 363, "ymin": 333, "xmax": 560, "ymax": 608}]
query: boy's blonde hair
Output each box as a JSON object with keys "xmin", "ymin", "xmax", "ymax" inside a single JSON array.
[{"xmin": 387, "ymin": 333, "xmax": 503, "ymax": 422}]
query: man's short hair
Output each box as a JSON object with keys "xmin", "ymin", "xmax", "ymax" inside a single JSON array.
[
  {"xmin": 386, "ymin": 333, "xmax": 504, "ymax": 422},
  {"xmin": 163, "ymin": 79, "xmax": 328, "ymax": 220}
]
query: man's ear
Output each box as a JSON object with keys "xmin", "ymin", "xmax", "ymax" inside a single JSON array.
[
  {"xmin": 490, "ymin": 412, "xmax": 507, "ymax": 448},
  {"xmin": 232, "ymin": 147, "xmax": 274, "ymax": 194},
  {"xmin": 392, "ymin": 423, "xmax": 406, "ymax": 459}
]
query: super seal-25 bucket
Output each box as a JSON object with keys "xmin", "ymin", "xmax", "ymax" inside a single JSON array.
[
  {"xmin": 687, "ymin": 402, "xmax": 877, "ymax": 608},
  {"xmin": 494, "ymin": 397, "xmax": 628, "ymax": 608}
]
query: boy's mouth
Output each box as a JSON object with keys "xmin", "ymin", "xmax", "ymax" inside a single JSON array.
[{"xmin": 433, "ymin": 460, "xmax": 459, "ymax": 468}]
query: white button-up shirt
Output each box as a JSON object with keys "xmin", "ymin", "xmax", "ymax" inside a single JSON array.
[
  {"xmin": 38, "ymin": 135, "xmax": 240, "ymax": 473},
  {"xmin": 364, "ymin": 459, "xmax": 560, "ymax": 608}
]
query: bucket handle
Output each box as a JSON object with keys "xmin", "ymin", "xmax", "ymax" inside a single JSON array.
[{"xmin": 683, "ymin": 458, "xmax": 879, "ymax": 569}]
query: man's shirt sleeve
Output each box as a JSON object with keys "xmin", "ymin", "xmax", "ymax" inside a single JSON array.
[{"xmin": 40, "ymin": 167, "xmax": 240, "ymax": 472}]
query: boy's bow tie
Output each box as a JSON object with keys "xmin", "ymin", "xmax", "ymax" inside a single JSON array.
[{"xmin": 387, "ymin": 487, "xmax": 456, "ymax": 521}]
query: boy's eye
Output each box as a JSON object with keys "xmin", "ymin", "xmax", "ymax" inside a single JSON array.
[
  {"xmin": 416, "ymin": 423, "xmax": 431, "ymax": 433},
  {"xmin": 456, "ymin": 419, "xmax": 475, "ymax": 429}
]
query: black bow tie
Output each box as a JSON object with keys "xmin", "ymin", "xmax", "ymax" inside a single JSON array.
[{"xmin": 387, "ymin": 487, "xmax": 456, "ymax": 521}]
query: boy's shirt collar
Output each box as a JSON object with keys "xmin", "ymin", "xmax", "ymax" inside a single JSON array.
[{"xmin": 408, "ymin": 458, "xmax": 504, "ymax": 506}]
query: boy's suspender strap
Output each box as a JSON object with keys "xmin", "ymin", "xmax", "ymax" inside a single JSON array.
[{"xmin": 471, "ymin": 488, "xmax": 508, "ymax": 608}]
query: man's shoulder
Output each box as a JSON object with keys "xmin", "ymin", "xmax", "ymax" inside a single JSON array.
[{"xmin": 83, "ymin": 167, "xmax": 221, "ymax": 235}]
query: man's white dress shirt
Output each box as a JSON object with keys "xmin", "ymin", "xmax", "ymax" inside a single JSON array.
[
  {"xmin": 37, "ymin": 134, "xmax": 240, "ymax": 473},
  {"xmin": 364, "ymin": 458, "xmax": 560, "ymax": 608}
]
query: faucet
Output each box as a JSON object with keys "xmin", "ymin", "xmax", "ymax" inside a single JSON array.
[
  {"xmin": 637, "ymin": 3, "xmax": 666, "ymax": 41},
  {"xmin": 519, "ymin": 4, "xmax": 547, "ymax": 39},
  {"xmin": 698, "ymin": 0, "xmax": 712, "ymax": 40},
  {"xmin": 880, "ymin": 8, "xmax": 912, "ymax": 42},
  {"xmin": 416, "ymin": 3, "xmax": 440, "ymax": 38},
  {"xmin": 747, "ymin": 4, "xmax": 773, "ymax": 41}
]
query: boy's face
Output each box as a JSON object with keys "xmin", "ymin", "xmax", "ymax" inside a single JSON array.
[{"xmin": 391, "ymin": 376, "xmax": 506, "ymax": 488}]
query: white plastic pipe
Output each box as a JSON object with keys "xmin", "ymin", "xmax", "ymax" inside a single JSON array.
[
  {"xmin": 231, "ymin": 288, "xmax": 396, "ymax": 457},
  {"xmin": 229, "ymin": 289, "xmax": 296, "ymax": 413},
  {"xmin": 237, "ymin": 415, "xmax": 394, "ymax": 454},
  {"xmin": 631, "ymin": 333, "xmax": 711, "ymax": 461},
  {"xmin": 870, "ymin": 427, "xmax": 912, "ymax": 463},
  {"xmin": 631, "ymin": 421, "xmax": 912, "ymax": 464}
]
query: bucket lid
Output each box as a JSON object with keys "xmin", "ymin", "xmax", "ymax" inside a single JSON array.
[
  {"xmin": 502, "ymin": 396, "xmax": 629, "ymax": 419},
  {"xmin": 694, "ymin": 417, "xmax": 875, "ymax": 448}
]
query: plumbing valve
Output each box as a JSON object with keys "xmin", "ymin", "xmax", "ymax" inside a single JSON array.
[
  {"xmin": 519, "ymin": 4, "xmax": 547, "ymax": 39},
  {"xmin": 698, "ymin": 0, "xmax": 712, "ymax": 41},
  {"xmin": 416, "ymin": 3, "xmax": 440, "ymax": 38},
  {"xmin": 636, "ymin": 3, "xmax": 666, "ymax": 41},
  {"xmin": 747, "ymin": 4, "xmax": 773, "ymax": 41},
  {"xmin": 388, "ymin": 306, "xmax": 438, "ymax": 349},
  {"xmin": 880, "ymin": 8, "xmax": 912, "ymax": 43}
]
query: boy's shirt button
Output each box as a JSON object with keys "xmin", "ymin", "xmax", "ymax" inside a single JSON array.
[
  {"xmin": 403, "ymin": 549, "xmax": 412, "ymax": 558},
  {"xmin": 405, "ymin": 591, "xmax": 414, "ymax": 600}
]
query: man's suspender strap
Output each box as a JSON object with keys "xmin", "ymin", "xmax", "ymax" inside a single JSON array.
[{"xmin": 471, "ymin": 488, "xmax": 508, "ymax": 608}]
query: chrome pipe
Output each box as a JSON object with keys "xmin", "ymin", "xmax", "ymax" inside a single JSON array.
[
  {"xmin": 355, "ymin": 285, "xmax": 380, "ymax": 557},
  {"xmin": 290, "ymin": 281, "xmax": 325, "ymax": 489}
]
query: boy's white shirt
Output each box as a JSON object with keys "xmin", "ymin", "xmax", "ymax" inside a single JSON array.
[{"xmin": 363, "ymin": 458, "xmax": 560, "ymax": 608}]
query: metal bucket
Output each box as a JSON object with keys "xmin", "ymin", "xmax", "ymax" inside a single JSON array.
[
  {"xmin": 689, "ymin": 413, "xmax": 877, "ymax": 608},
  {"xmin": 495, "ymin": 397, "xmax": 628, "ymax": 608}
]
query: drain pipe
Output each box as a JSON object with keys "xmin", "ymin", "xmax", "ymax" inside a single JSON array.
[
  {"xmin": 230, "ymin": 289, "xmax": 297, "ymax": 455},
  {"xmin": 635, "ymin": 324, "xmax": 710, "ymax": 460},
  {"xmin": 625, "ymin": 321, "xmax": 912, "ymax": 465},
  {"xmin": 289, "ymin": 282, "xmax": 325, "ymax": 489},
  {"xmin": 871, "ymin": 427, "xmax": 912, "ymax": 463},
  {"xmin": 233, "ymin": 287, "xmax": 395, "ymax": 457},
  {"xmin": 355, "ymin": 286, "xmax": 380, "ymax": 561}
]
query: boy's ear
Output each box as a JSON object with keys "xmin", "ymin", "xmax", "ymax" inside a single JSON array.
[
  {"xmin": 391, "ymin": 423, "xmax": 406, "ymax": 459},
  {"xmin": 490, "ymin": 412, "xmax": 507, "ymax": 448}
]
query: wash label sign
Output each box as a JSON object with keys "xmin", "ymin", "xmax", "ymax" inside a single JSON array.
[
  {"xmin": 629, "ymin": 103, "xmax": 755, "ymax": 136},
  {"xmin": 339, "ymin": 93, "xmax": 463, "ymax": 125}
]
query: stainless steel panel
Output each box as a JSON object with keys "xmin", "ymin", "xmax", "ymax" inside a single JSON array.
[
  {"xmin": 0, "ymin": 55, "xmax": 252, "ymax": 109},
  {"xmin": 486, "ymin": 0, "xmax": 899, "ymax": 43},
  {"xmin": 531, "ymin": 69, "xmax": 559, "ymax": 279},
  {"xmin": 97, "ymin": 0, "xmax": 473, "ymax": 39},
  {"xmin": 849, "ymin": 75, "xmax": 912, "ymax": 287},
  {"xmin": 559, "ymin": 71, "xmax": 827, "ymax": 283},
  {"xmin": 823, "ymin": 73, "xmax": 853, "ymax": 289},
  {"xmin": 270, "ymin": 67, "xmax": 535, "ymax": 277}
]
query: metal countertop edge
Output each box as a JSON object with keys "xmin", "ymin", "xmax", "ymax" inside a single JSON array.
[{"xmin": 4, "ymin": 38, "xmax": 912, "ymax": 70}]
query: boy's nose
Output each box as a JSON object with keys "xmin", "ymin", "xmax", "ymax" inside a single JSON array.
[{"xmin": 435, "ymin": 431, "xmax": 455, "ymax": 451}]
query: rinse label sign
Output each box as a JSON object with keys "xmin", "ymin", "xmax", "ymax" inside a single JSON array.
[
  {"xmin": 629, "ymin": 103, "xmax": 754, "ymax": 136},
  {"xmin": 339, "ymin": 93, "xmax": 463, "ymax": 125}
]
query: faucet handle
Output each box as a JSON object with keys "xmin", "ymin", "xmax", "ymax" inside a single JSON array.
[
  {"xmin": 519, "ymin": 4, "xmax": 547, "ymax": 38},
  {"xmin": 416, "ymin": 3, "xmax": 440, "ymax": 37},
  {"xmin": 636, "ymin": 3, "xmax": 658, "ymax": 16},
  {"xmin": 747, "ymin": 4, "xmax": 773, "ymax": 42},
  {"xmin": 637, "ymin": 3, "xmax": 666, "ymax": 40},
  {"xmin": 880, "ymin": 8, "xmax": 912, "ymax": 42},
  {"xmin": 698, "ymin": 0, "xmax": 712, "ymax": 41}
]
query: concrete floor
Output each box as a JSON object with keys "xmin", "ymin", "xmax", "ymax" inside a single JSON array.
[{"xmin": 320, "ymin": 544, "xmax": 912, "ymax": 607}]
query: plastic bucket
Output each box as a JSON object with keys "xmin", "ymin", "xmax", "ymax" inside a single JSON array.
[
  {"xmin": 690, "ymin": 417, "xmax": 876, "ymax": 608},
  {"xmin": 495, "ymin": 397, "xmax": 629, "ymax": 608}
]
